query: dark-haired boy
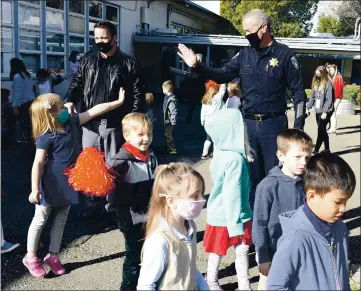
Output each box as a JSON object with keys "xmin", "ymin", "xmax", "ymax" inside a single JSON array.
[
  {"xmin": 267, "ymin": 153, "xmax": 356, "ymax": 290},
  {"xmin": 252, "ymin": 128, "xmax": 313, "ymax": 290}
]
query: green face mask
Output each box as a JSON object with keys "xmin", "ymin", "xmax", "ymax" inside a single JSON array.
[{"xmin": 57, "ymin": 110, "xmax": 69, "ymax": 125}]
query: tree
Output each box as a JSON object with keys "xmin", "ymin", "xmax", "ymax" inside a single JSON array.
[
  {"xmin": 220, "ymin": 0, "xmax": 319, "ymax": 38},
  {"xmin": 317, "ymin": 15, "xmax": 342, "ymax": 36},
  {"xmin": 337, "ymin": 1, "xmax": 361, "ymax": 37}
]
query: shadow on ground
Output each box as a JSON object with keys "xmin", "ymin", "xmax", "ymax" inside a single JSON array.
[
  {"xmin": 333, "ymin": 146, "xmax": 361, "ymax": 156},
  {"xmin": 1, "ymin": 103, "xmax": 205, "ymax": 288}
]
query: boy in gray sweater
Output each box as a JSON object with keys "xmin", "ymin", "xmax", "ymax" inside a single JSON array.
[
  {"xmin": 162, "ymin": 80, "xmax": 177, "ymax": 155},
  {"xmin": 252, "ymin": 129, "xmax": 313, "ymax": 290}
]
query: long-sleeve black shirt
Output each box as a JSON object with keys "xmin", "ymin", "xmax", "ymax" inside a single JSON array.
[{"xmin": 193, "ymin": 40, "xmax": 306, "ymax": 129}]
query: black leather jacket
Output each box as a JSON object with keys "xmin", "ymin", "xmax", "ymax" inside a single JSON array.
[{"xmin": 65, "ymin": 48, "xmax": 144, "ymax": 128}]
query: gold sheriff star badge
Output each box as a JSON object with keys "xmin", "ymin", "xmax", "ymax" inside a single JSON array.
[{"xmin": 269, "ymin": 58, "xmax": 279, "ymax": 67}]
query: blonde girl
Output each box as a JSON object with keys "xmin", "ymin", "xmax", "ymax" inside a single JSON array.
[
  {"xmin": 226, "ymin": 82, "xmax": 242, "ymax": 109},
  {"xmin": 23, "ymin": 89, "xmax": 125, "ymax": 277},
  {"xmin": 306, "ymin": 66, "xmax": 334, "ymax": 154},
  {"xmin": 137, "ymin": 163, "xmax": 209, "ymax": 290},
  {"xmin": 200, "ymin": 81, "xmax": 226, "ymax": 159}
]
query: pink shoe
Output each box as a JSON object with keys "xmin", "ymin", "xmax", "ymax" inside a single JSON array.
[
  {"xmin": 23, "ymin": 255, "xmax": 46, "ymax": 277},
  {"xmin": 44, "ymin": 254, "xmax": 66, "ymax": 275}
]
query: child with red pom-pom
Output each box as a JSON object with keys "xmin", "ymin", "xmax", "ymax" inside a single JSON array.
[
  {"xmin": 108, "ymin": 112, "xmax": 158, "ymax": 290},
  {"xmin": 23, "ymin": 88, "xmax": 125, "ymax": 277}
]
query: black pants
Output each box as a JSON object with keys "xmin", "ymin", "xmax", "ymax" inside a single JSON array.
[
  {"xmin": 244, "ymin": 115, "xmax": 288, "ymax": 209},
  {"xmin": 314, "ymin": 113, "xmax": 332, "ymax": 152},
  {"xmin": 118, "ymin": 223, "xmax": 145, "ymax": 290}
]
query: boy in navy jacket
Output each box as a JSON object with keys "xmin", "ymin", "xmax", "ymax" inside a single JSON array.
[
  {"xmin": 252, "ymin": 129, "xmax": 313, "ymax": 290},
  {"xmin": 267, "ymin": 153, "xmax": 356, "ymax": 290}
]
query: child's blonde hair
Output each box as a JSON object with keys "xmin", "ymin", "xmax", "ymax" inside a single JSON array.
[
  {"xmin": 122, "ymin": 112, "xmax": 153, "ymax": 137},
  {"xmin": 30, "ymin": 93, "xmax": 64, "ymax": 139},
  {"xmin": 162, "ymin": 80, "xmax": 174, "ymax": 93},
  {"xmin": 145, "ymin": 162, "xmax": 205, "ymax": 238},
  {"xmin": 145, "ymin": 93, "xmax": 154, "ymax": 105},
  {"xmin": 227, "ymin": 82, "xmax": 242, "ymax": 97},
  {"xmin": 201, "ymin": 86, "xmax": 219, "ymax": 105}
]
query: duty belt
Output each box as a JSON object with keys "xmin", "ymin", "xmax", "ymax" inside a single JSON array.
[{"xmin": 243, "ymin": 112, "xmax": 285, "ymax": 122}]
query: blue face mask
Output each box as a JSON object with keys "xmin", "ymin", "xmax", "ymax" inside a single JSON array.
[{"xmin": 57, "ymin": 110, "xmax": 69, "ymax": 125}]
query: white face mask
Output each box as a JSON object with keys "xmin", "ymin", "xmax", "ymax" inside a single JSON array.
[{"xmin": 159, "ymin": 194, "xmax": 206, "ymax": 220}]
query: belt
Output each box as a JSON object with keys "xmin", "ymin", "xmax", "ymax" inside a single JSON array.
[{"xmin": 244, "ymin": 112, "xmax": 285, "ymax": 122}]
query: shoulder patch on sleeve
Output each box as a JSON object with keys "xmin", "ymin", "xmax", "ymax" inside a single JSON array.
[{"xmin": 291, "ymin": 56, "xmax": 299, "ymax": 70}]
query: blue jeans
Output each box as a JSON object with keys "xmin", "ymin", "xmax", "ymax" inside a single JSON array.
[{"xmin": 244, "ymin": 115, "xmax": 288, "ymax": 209}]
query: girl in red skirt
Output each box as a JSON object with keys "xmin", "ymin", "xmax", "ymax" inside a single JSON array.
[{"xmin": 203, "ymin": 109, "xmax": 253, "ymax": 290}]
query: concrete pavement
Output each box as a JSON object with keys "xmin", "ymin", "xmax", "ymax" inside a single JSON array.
[{"xmin": 1, "ymin": 105, "xmax": 360, "ymax": 290}]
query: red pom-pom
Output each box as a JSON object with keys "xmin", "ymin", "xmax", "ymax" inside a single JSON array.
[
  {"xmin": 64, "ymin": 147, "xmax": 115, "ymax": 197},
  {"xmin": 205, "ymin": 80, "xmax": 221, "ymax": 91}
]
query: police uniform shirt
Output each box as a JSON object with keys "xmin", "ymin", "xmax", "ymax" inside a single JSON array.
[{"xmin": 193, "ymin": 40, "xmax": 306, "ymax": 129}]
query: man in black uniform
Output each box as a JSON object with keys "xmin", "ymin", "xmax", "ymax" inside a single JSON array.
[{"xmin": 178, "ymin": 9, "xmax": 306, "ymax": 208}]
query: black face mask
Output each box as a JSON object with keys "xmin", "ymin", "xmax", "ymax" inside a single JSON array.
[
  {"xmin": 245, "ymin": 25, "xmax": 264, "ymax": 50},
  {"xmin": 96, "ymin": 40, "xmax": 115, "ymax": 54}
]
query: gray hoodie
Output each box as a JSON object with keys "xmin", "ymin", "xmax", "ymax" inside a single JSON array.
[
  {"xmin": 307, "ymin": 80, "xmax": 334, "ymax": 114},
  {"xmin": 267, "ymin": 206, "xmax": 350, "ymax": 290},
  {"xmin": 252, "ymin": 166, "xmax": 304, "ymax": 264}
]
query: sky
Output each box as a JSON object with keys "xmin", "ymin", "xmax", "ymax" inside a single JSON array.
[
  {"xmin": 191, "ymin": 0, "xmax": 343, "ymax": 32},
  {"xmin": 192, "ymin": 1, "xmax": 220, "ymax": 15}
]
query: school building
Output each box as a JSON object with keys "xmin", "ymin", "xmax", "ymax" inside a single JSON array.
[
  {"xmin": 133, "ymin": 33, "xmax": 361, "ymax": 93},
  {"xmin": 1, "ymin": 0, "xmax": 359, "ymax": 96},
  {"xmin": 1, "ymin": 0, "xmax": 238, "ymax": 95}
]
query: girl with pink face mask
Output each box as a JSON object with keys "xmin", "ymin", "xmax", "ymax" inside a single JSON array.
[{"xmin": 137, "ymin": 163, "xmax": 209, "ymax": 290}]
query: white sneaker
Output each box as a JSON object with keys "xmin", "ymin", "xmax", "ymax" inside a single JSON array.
[
  {"xmin": 205, "ymin": 275, "xmax": 223, "ymax": 290},
  {"xmin": 237, "ymin": 280, "xmax": 252, "ymax": 290}
]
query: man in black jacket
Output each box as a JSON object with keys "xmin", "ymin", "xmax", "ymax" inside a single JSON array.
[{"xmin": 65, "ymin": 21, "xmax": 144, "ymax": 212}]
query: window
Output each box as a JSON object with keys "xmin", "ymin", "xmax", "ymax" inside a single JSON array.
[
  {"xmin": 69, "ymin": 0, "xmax": 86, "ymax": 64},
  {"xmin": 89, "ymin": 19, "xmax": 98, "ymax": 37},
  {"xmin": 1, "ymin": 26, "xmax": 13, "ymax": 51},
  {"xmin": 1, "ymin": 0, "xmax": 14, "ymax": 76},
  {"xmin": 70, "ymin": 36, "xmax": 85, "ymax": 54},
  {"xmin": 47, "ymin": 55, "xmax": 65, "ymax": 73},
  {"xmin": 1, "ymin": 52, "xmax": 13, "ymax": 75},
  {"xmin": 89, "ymin": 1, "xmax": 102, "ymax": 19},
  {"xmin": 177, "ymin": 26, "xmax": 184, "ymax": 34},
  {"xmin": 70, "ymin": 0, "xmax": 84, "ymax": 14},
  {"xmin": 19, "ymin": 4, "xmax": 40, "ymax": 28},
  {"xmin": 70, "ymin": 15, "xmax": 85, "ymax": 34},
  {"xmin": 46, "ymin": 33, "xmax": 65, "ymax": 52},
  {"xmin": 106, "ymin": 5, "xmax": 118, "ymax": 22},
  {"xmin": 1, "ymin": 1, "xmax": 12, "ymax": 25},
  {"xmin": 46, "ymin": 10, "xmax": 65, "ymax": 31},
  {"xmin": 20, "ymin": 54, "xmax": 41, "ymax": 74},
  {"xmin": 171, "ymin": 22, "xmax": 197, "ymax": 35},
  {"xmin": 1, "ymin": 0, "xmax": 121, "ymax": 79},
  {"xmin": 19, "ymin": 29, "xmax": 41, "ymax": 51},
  {"xmin": 45, "ymin": 0, "xmax": 65, "ymax": 75}
]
